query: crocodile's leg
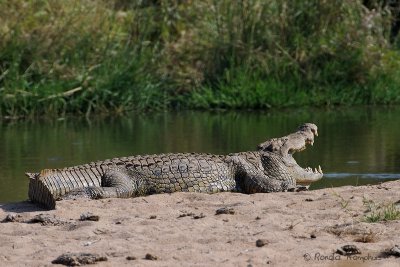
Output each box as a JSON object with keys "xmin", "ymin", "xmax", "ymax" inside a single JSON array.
[
  {"xmin": 61, "ymin": 168, "xmax": 147, "ymax": 201},
  {"xmin": 240, "ymin": 173, "xmax": 295, "ymax": 193}
]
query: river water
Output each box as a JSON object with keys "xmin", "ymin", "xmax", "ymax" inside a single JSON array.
[{"xmin": 1, "ymin": 107, "xmax": 399, "ymax": 203}]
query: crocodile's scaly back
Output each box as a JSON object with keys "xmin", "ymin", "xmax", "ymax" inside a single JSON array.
[{"xmin": 122, "ymin": 153, "xmax": 236, "ymax": 194}]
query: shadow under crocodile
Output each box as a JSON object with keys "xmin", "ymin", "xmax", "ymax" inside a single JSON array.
[{"xmin": 0, "ymin": 201, "xmax": 48, "ymax": 213}]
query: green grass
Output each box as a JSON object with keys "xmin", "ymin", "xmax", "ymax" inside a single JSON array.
[
  {"xmin": 363, "ymin": 198, "xmax": 400, "ymax": 223},
  {"xmin": 1, "ymin": 0, "xmax": 400, "ymax": 118},
  {"xmin": 332, "ymin": 190, "xmax": 351, "ymax": 210}
]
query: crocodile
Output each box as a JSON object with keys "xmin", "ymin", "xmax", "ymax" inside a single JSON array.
[{"xmin": 26, "ymin": 123, "xmax": 323, "ymax": 209}]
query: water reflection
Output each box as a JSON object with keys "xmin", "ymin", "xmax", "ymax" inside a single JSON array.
[{"xmin": 1, "ymin": 107, "xmax": 399, "ymax": 202}]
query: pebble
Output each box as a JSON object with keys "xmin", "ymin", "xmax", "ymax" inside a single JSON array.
[
  {"xmin": 52, "ymin": 252, "xmax": 107, "ymax": 266},
  {"xmin": 215, "ymin": 207, "xmax": 235, "ymax": 215},
  {"xmin": 193, "ymin": 213, "xmax": 205, "ymax": 219},
  {"xmin": 256, "ymin": 239, "xmax": 268, "ymax": 247},
  {"xmin": 145, "ymin": 253, "xmax": 158, "ymax": 260},
  {"xmin": 387, "ymin": 245, "xmax": 400, "ymax": 257},
  {"xmin": 336, "ymin": 245, "xmax": 361, "ymax": 256},
  {"xmin": 80, "ymin": 212, "xmax": 99, "ymax": 221},
  {"xmin": 2, "ymin": 214, "xmax": 18, "ymax": 222},
  {"xmin": 29, "ymin": 214, "xmax": 63, "ymax": 226}
]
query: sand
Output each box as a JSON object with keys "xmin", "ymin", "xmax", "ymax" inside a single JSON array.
[{"xmin": 1, "ymin": 180, "xmax": 399, "ymax": 266}]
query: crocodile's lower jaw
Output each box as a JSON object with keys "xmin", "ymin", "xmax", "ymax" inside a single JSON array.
[{"xmin": 296, "ymin": 166, "xmax": 323, "ymax": 185}]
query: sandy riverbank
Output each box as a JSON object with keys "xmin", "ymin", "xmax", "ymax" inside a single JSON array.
[{"xmin": 1, "ymin": 180, "xmax": 399, "ymax": 266}]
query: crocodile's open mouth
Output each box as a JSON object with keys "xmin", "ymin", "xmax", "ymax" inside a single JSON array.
[
  {"xmin": 258, "ymin": 123, "xmax": 323, "ymax": 185},
  {"xmin": 289, "ymin": 144, "xmax": 323, "ymax": 185}
]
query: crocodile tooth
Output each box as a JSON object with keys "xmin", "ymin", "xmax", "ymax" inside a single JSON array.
[
  {"xmin": 318, "ymin": 165, "xmax": 322, "ymax": 173},
  {"xmin": 314, "ymin": 168, "xmax": 318, "ymax": 173}
]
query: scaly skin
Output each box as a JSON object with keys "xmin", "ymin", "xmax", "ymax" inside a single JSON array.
[{"xmin": 26, "ymin": 123, "xmax": 323, "ymax": 209}]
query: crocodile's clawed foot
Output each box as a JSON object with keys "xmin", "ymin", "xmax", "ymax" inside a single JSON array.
[
  {"xmin": 61, "ymin": 188, "xmax": 100, "ymax": 200},
  {"xmin": 288, "ymin": 185, "xmax": 310, "ymax": 192}
]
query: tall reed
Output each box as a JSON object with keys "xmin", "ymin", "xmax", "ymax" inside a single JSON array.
[{"xmin": 0, "ymin": 0, "xmax": 399, "ymax": 117}]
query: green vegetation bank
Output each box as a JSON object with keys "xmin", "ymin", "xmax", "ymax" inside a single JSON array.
[{"xmin": 1, "ymin": 0, "xmax": 400, "ymax": 118}]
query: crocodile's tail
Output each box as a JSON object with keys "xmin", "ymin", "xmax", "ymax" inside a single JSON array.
[
  {"xmin": 26, "ymin": 171, "xmax": 56, "ymax": 210},
  {"xmin": 26, "ymin": 167, "xmax": 103, "ymax": 209}
]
